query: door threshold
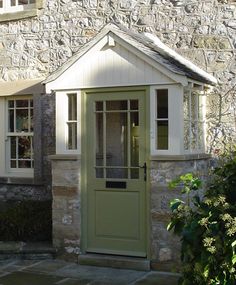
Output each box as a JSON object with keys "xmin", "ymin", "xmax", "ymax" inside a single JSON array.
[{"xmin": 78, "ymin": 253, "xmax": 150, "ymax": 271}]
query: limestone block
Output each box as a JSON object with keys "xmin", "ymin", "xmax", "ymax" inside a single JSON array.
[
  {"xmin": 62, "ymin": 214, "xmax": 73, "ymax": 225},
  {"xmin": 193, "ymin": 35, "xmax": 232, "ymax": 49},
  {"xmin": 225, "ymin": 20, "xmax": 236, "ymax": 30},
  {"xmin": 53, "ymin": 196, "xmax": 67, "ymax": 210},
  {"xmin": 159, "ymin": 248, "xmax": 172, "ymax": 261},
  {"xmin": 53, "ymin": 186, "xmax": 79, "ymax": 197},
  {"xmin": 52, "ymin": 169, "xmax": 79, "ymax": 187},
  {"xmin": 52, "ymin": 160, "xmax": 80, "ymax": 171}
]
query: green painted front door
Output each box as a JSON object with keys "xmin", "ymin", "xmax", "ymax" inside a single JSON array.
[{"xmin": 85, "ymin": 89, "xmax": 147, "ymax": 257}]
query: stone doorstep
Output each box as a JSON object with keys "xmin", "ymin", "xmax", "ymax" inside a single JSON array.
[
  {"xmin": 0, "ymin": 242, "xmax": 56, "ymax": 259},
  {"xmin": 78, "ymin": 253, "xmax": 150, "ymax": 271}
]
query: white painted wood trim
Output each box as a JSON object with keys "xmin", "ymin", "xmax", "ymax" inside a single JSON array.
[
  {"xmin": 0, "ymin": 98, "xmax": 5, "ymax": 176},
  {"xmin": 56, "ymin": 90, "xmax": 81, "ymax": 155},
  {"xmin": 150, "ymin": 84, "xmax": 184, "ymax": 156}
]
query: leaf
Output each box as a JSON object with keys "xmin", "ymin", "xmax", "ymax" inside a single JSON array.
[
  {"xmin": 167, "ymin": 221, "xmax": 174, "ymax": 231},
  {"xmin": 232, "ymin": 255, "xmax": 236, "ymax": 265},
  {"xmin": 203, "ymin": 264, "xmax": 209, "ymax": 278},
  {"xmin": 170, "ymin": 198, "xmax": 184, "ymax": 211}
]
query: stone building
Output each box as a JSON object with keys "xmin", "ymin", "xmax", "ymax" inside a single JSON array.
[{"xmin": 0, "ymin": 0, "xmax": 235, "ymax": 270}]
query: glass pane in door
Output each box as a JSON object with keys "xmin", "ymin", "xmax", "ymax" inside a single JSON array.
[
  {"xmin": 95, "ymin": 99, "xmax": 141, "ymax": 179},
  {"xmin": 106, "ymin": 111, "xmax": 127, "ymax": 167}
]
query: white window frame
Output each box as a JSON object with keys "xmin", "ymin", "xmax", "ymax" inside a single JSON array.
[
  {"xmin": 150, "ymin": 84, "xmax": 184, "ymax": 156},
  {"xmin": 56, "ymin": 90, "xmax": 81, "ymax": 155},
  {"xmin": 0, "ymin": 0, "xmax": 36, "ymax": 14},
  {"xmin": 0, "ymin": 95, "xmax": 33, "ymax": 178}
]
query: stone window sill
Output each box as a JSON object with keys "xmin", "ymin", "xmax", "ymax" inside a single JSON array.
[
  {"xmin": 0, "ymin": 177, "xmax": 41, "ymax": 185},
  {"xmin": 150, "ymin": 153, "xmax": 211, "ymax": 161},
  {"xmin": 0, "ymin": 9, "xmax": 38, "ymax": 22},
  {"xmin": 49, "ymin": 154, "xmax": 81, "ymax": 161}
]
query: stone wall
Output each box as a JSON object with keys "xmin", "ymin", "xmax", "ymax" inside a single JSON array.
[
  {"xmin": 150, "ymin": 157, "xmax": 211, "ymax": 270},
  {"xmin": 0, "ymin": 183, "xmax": 50, "ymax": 201},
  {"xmin": 50, "ymin": 156, "xmax": 211, "ymax": 267},
  {"xmin": 0, "ymin": 0, "xmax": 235, "ymax": 151},
  {"xmin": 51, "ymin": 158, "xmax": 81, "ymax": 261}
]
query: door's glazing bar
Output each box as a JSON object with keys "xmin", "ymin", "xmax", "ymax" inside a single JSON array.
[
  {"xmin": 103, "ymin": 101, "xmax": 106, "ymax": 178},
  {"xmin": 127, "ymin": 100, "xmax": 131, "ymax": 179}
]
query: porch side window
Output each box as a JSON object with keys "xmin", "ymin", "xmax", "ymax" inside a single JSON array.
[
  {"xmin": 7, "ymin": 98, "xmax": 34, "ymax": 170},
  {"xmin": 184, "ymin": 89, "xmax": 205, "ymax": 152},
  {"xmin": 67, "ymin": 93, "xmax": 77, "ymax": 150},
  {"xmin": 156, "ymin": 89, "xmax": 168, "ymax": 150}
]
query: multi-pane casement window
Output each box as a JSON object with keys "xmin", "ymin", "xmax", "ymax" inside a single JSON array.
[
  {"xmin": 156, "ymin": 89, "xmax": 169, "ymax": 150},
  {"xmin": 67, "ymin": 94, "xmax": 77, "ymax": 150},
  {"xmin": 7, "ymin": 98, "xmax": 34, "ymax": 171},
  {"xmin": 56, "ymin": 91, "xmax": 80, "ymax": 154},
  {"xmin": 151, "ymin": 84, "xmax": 206, "ymax": 156},
  {"xmin": 0, "ymin": 0, "xmax": 35, "ymax": 13},
  {"xmin": 183, "ymin": 89, "xmax": 205, "ymax": 153}
]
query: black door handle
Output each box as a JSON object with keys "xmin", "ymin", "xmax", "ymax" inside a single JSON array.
[{"xmin": 139, "ymin": 162, "xmax": 147, "ymax": 181}]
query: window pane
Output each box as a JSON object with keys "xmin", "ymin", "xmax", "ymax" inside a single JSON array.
[
  {"xmin": 184, "ymin": 120, "xmax": 190, "ymax": 150},
  {"xmin": 106, "ymin": 168, "xmax": 128, "ymax": 179},
  {"xmin": 96, "ymin": 113, "xmax": 103, "ymax": 166},
  {"xmin": 19, "ymin": 160, "xmax": 31, "ymax": 168},
  {"xmin": 198, "ymin": 122, "xmax": 204, "ymax": 149},
  {"xmin": 10, "ymin": 137, "xmax": 16, "ymax": 159},
  {"xmin": 191, "ymin": 122, "xmax": 197, "ymax": 150},
  {"xmin": 8, "ymin": 100, "xmax": 14, "ymax": 108},
  {"xmin": 16, "ymin": 109, "xmax": 29, "ymax": 132},
  {"xmin": 198, "ymin": 94, "xmax": 204, "ymax": 121},
  {"xmin": 18, "ymin": 136, "xmax": 31, "ymax": 159},
  {"xmin": 131, "ymin": 168, "xmax": 139, "ymax": 179},
  {"xmin": 9, "ymin": 110, "xmax": 14, "ymax": 132},
  {"xmin": 11, "ymin": 160, "xmax": 16, "ymax": 168},
  {"xmin": 95, "ymin": 101, "xmax": 103, "ymax": 111},
  {"xmin": 68, "ymin": 94, "xmax": 77, "ymax": 121},
  {"xmin": 68, "ymin": 123, "xmax": 77, "ymax": 150},
  {"xmin": 130, "ymin": 112, "xmax": 139, "ymax": 167},
  {"xmin": 191, "ymin": 94, "xmax": 197, "ymax": 121},
  {"xmin": 96, "ymin": 168, "xmax": 104, "ymax": 178},
  {"xmin": 30, "ymin": 109, "xmax": 33, "ymax": 131},
  {"xmin": 130, "ymin": 100, "xmax": 138, "ymax": 110},
  {"xmin": 67, "ymin": 94, "xmax": 77, "ymax": 150},
  {"xmin": 30, "ymin": 99, "xmax": 33, "ymax": 107},
  {"xmin": 106, "ymin": 100, "xmax": 127, "ymax": 111},
  {"xmin": 157, "ymin": 121, "xmax": 168, "ymax": 150},
  {"xmin": 11, "ymin": 0, "xmax": 16, "ymax": 6},
  {"xmin": 16, "ymin": 99, "xmax": 28, "ymax": 108},
  {"xmin": 106, "ymin": 112, "xmax": 127, "ymax": 167},
  {"xmin": 157, "ymin": 89, "xmax": 168, "ymax": 118},
  {"xmin": 183, "ymin": 91, "xmax": 190, "ymax": 120}
]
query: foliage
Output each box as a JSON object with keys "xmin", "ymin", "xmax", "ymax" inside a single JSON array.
[
  {"xmin": 0, "ymin": 200, "xmax": 52, "ymax": 242},
  {"xmin": 168, "ymin": 157, "xmax": 236, "ymax": 285}
]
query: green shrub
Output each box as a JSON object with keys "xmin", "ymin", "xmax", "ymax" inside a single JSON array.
[
  {"xmin": 0, "ymin": 200, "xmax": 52, "ymax": 242},
  {"xmin": 168, "ymin": 157, "xmax": 236, "ymax": 285}
]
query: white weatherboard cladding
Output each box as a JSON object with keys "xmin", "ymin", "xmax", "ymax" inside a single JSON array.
[{"xmin": 46, "ymin": 38, "xmax": 175, "ymax": 92}]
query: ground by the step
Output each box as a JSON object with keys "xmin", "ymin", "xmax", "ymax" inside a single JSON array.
[{"xmin": 0, "ymin": 259, "xmax": 180, "ymax": 285}]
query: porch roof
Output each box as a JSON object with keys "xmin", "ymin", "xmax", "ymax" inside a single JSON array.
[
  {"xmin": 44, "ymin": 22, "xmax": 217, "ymax": 86},
  {"xmin": 0, "ymin": 78, "xmax": 44, "ymax": 96}
]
